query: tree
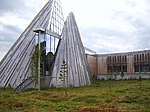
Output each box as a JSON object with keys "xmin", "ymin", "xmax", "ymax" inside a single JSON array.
[
  {"xmin": 30, "ymin": 42, "xmax": 46, "ymax": 89},
  {"xmin": 138, "ymin": 74, "xmax": 142, "ymax": 88},
  {"xmin": 30, "ymin": 46, "xmax": 39, "ymax": 88},
  {"xmin": 59, "ymin": 60, "xmax": 68, "ymax": 96},
  {"xmin": 120, "ymin": 71, "xmax": 124, "ymax": 80},
  {"xmin": 107, "ymin": 70, "xmax": 114, "ymax": 92},
  {"xmin": 114, "ymin": 72, "xmax": 117, "ymax": 80}
]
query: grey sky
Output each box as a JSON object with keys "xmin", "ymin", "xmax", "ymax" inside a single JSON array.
[{"xmin": 0, "ymin": 0, "xmax": 150, "ymax": 61}]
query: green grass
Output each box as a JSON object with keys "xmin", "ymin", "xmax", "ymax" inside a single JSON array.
[{"xmin": 0, "ymin": 79, "xmax": 150, "ymax": 112}]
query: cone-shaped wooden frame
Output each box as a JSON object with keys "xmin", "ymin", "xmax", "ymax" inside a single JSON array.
[{"xmin": 50, "ymin": 12, "xmax": 91, "ymax": 87}]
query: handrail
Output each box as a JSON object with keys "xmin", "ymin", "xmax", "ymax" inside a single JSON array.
[{"xmin": 14, "ymin": 76, "xmax": 35, "ymax": 92}]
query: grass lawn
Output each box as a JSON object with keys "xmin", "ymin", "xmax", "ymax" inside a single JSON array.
[{"xmin": 0, "ymin": 79, "xmax": 150, "ymax": 112}]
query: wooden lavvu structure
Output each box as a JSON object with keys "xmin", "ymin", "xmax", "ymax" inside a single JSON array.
[
  {"xmin": 0, "ymin": 0, "xmax": 91, "ymax": 90},
  {"xmin": 0, "ymin": 0, "xmax": 64, "ymax": 90},
  {"xmin": 50, "ymin": 12, "xmax": 91, "ymax": 87}
]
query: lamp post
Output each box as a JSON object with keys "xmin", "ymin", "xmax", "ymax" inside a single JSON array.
[
  {"xmin": 33, "ymin": 28, "xmax": 45, "ymax": 90},
  {"xmin": 33, "ymin": 28, "xmax": 61, "ymax": 90}
]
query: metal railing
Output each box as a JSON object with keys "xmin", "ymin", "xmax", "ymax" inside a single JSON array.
[{"xmin": 14, "ymin": 76, "xmax": 35, "ymax": 92}]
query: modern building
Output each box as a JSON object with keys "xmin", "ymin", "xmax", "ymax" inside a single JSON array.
[
  {"xmin": 0, "ymin": 0, "xmax": 91, "ymax": 91},
  {"xmin": 87, "ymin": 50, "xmax": 150, "ymax": 76}
]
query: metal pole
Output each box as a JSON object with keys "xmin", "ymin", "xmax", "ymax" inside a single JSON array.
[{"xmin": 38, "ymin": 31, "xmax": 41, "ymax": 91}]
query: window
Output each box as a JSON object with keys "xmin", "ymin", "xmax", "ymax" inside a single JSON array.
[
  {"xmin": 142, "ymin": 54, "xmax": 144, "ymax": 62},
  {"xmin": 140, "ymin": 54, "xmax": 142, "ymax": 62},
  {"xmin": 137, "ymin": 54, "xmax": 139, "ymax": 62},
  {"xmin": 145, "ymin": 54, "xmax": 147, "ymax": 62},
  {"xmin": 125, "ymin": 55, "xmax": 127, "ymax": 63},
  {"xmin": 148, "ymin": 53, "xmax": 150, "ymax": 62},
  {"xmin": 134, "ymin": 55, "xmax": 136, "ymax": 62}
]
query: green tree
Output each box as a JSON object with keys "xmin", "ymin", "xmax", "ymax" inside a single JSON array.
[
  {"xmin": 59, "ymin": 60, "xmax": 68, "ymax": 96},
  {"xmin": 30, "ymin": 46, "xmax": 39, "ymax": 87},
  {"xmin": 120, "ymin": 71, "xmax": 124, "ymax": 80},
  {"xmin": 30, "ymin": 42, "xmax": 45, "ymax": 89},
  {"xmin": 138, "ymin": 74, "xmax": 142, "ymax": 88},
  {"xmin": 114, "ymin": 72, "xmax": 117, "ymax": 80},
  {"xmin": 107, "ymin": 70, "xmax": 113, "ymax": 92}
]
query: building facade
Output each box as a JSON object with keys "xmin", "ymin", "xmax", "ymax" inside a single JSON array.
[{"xmin": 87, "ymin": 50, "xmax": 150, "ymax": 75}]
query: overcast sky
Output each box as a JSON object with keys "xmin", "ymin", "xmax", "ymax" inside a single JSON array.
[{"xmin": 0, "ymin": 0, "xmax": 150, "ymax": 61}]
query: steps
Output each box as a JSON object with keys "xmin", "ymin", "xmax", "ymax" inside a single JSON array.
[{"xmin": 14, "ymin": 76, "xmax": 35, "ymax": 92}]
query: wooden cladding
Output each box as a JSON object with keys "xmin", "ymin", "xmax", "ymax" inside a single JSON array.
[
  {"xmin": 86, "ymin": 55, "xmax": 97, "ymax": 75},
  {"xmin": 50, "ymin": 12, "xmax": 91, "ymax": 87},
  {"xmin": 97, "ymin": 57, "xmax": 107, "ymax": 75}
]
